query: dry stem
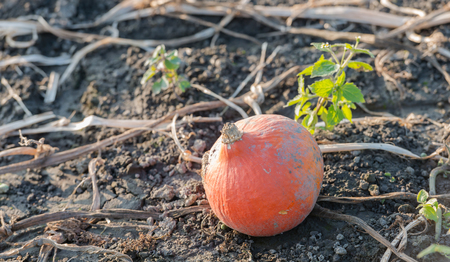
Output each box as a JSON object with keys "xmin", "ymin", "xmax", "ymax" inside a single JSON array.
[
  {"xmin": 0, "ymin": 237, "xmax": 132, "ymax": 262},
  {"xmin": 1, "ymin": 77, "xmax": 32, "ymax": 117},
  {"xmin": 13, "ymin": 115, "xmax": 221, "ymax": 137},
  {"xmin": 171, "ymin": 114, "xmax": 202, "ymax": 164},
  {"xmin": 381, "ymin": 216, "xmax": 426, "ymax": 262},
  {"xmin": 191, "ymin": 84, "xmax": 248, "ymax": 118},
  {"xmin": 0, "ymin": 206, "xmax": 209, "ymax": 239},
  {"xmin": 312, "ymin": 204, "xmax": 418, "ymax": 262}
]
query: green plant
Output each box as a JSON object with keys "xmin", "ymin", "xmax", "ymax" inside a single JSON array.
[
  {"xmin": 416, "ymin": 189, "xmax": 450, "ymax": 241},
  {"xmin": 418, "ymin": 244, "xmax": 450, "ymax": 259},
  {"xmin": 141, "ymin": 45, "xmax": 190, "ymax": 95},
  {"xmin": 286, "ymin": 38, "xmax": 374, "ymax": 134}
]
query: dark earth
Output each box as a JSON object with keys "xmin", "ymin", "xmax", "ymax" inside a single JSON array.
[{"xmin": 0, "ymin": 0, "xmax": 450, "ymax": 261}]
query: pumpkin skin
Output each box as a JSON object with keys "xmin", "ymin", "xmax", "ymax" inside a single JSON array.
[{"xmin": 202, "ymin": 114, "xmax": 324, "ymax": 237}]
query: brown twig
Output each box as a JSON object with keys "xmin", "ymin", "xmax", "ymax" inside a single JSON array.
[
  {"xmin": 13, "ymin": 115, "xmax": 221, "ymax": 137},
  {"xmin": 164, "ymin": 12, "xmax": 260, "ymax": 45},
  {"xmin": 0, "ymin": 112, "xmax": 55, "ymax": 137},
  {"xmin": 0, "ymin": 206, "xmax": 209, "ymax": 239},
  {"xmin": 0, "ymin": 236, "xmax": 132, "ymax": 261},
  {"xmin": 0, "ymin": 65, "xmax": 304, "ymax": 175},
  {"xmin": 374, "ymin": 49, "xmax": 405, "ymax": 99},
  {"xmin": 44, "ymin": 72, "xmax": 60, "ymax": 104},
  {"xmin": 0, "ymin": 147, "xmax": 37, "ymax": 159},
  {"xmin": 311, "ymin": 204, "xmax": 418, "ymax": 262},
  {"xmin": 1, "ymin": 77, "xmax": 32, "ymax": 117},
  {"xmin": 319, "ymin": 191, "xmax": 450, "ymax": 204},
  {"xmin": 171, "ymin": 114, "xmax": 202, "ymax": 164},
  {"xmin": 191, "ymin": 84, "xmax": 248, "ymax": 118},
  {"xmin": 381, "ymin": 216, "xmax": 426, "ymax": 262},
  {"xmin": 380, "ymin": 3, "xmax": 450, "ymax": 39},
  {"xmin": 88, "ymin": 158, "xmax": 103, "ymax": 212}
]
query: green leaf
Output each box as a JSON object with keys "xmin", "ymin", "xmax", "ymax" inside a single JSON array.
[
  {"xmin": 420, "ymin": 205, "xmax": 438, "ymax": 222},
  {"xmin": 348, "ymin": 61, "xmax": 373, "ymax": 72},
  {"xmin": 326, "ymin": 106, "xmax": 344, "ymax": 126},
  {"xmin": 341, "ymin": 83, "xmax": 365, "ymax": 103},
  {"xmin": 418, "ymin": 244, "xmax": 450, "ymax": 259},
  {"xmin": 332, "ymin": 89, "xmax": 342, "ymax": 111},
  {"xmin": 164, "ymin": 59, "xmax": 179, "ymax": 70},
  {"xmin": 317, "ymin": 106, "xmax": 327, "ymax": 116},
  {"xmin": 166, "ymin": 50, "xmax": 178, "ymax": 58},
  {"xmin": 311, "ymin": 43, "xmax": 332, "ymax": 53},
  {"xmin": 384, "ymin": 172, "xmax": 391, "ymax": 177},
  {"xmin": 310, "ymin": 79, "xmax": 334, "ymax": 98},
  {"xmin": 352, "ymin": 48, "xmax": 375, "ymax": 58},
  {"xmin": 179, "ymin": 80, "xmax": 190, "ymax": 92},
  {"xmin": 298, "ymin": 66, "xmax": 313, "ymax": 76},
  {"xmin": 342, "ymin": 104, "xmax": 352, "ymax": 123},
  {"xmin": 426, "ymin": 198, "xmax": 439, "ymax": 208},
  {"xmin": 298, "ymin": 75, "xmax": 305, "ymax": 93},
  {"xmin": 286, "ymin": 95, "xmax": 303, "ymax": 107},
  {"xmin": 444, "ymin": 212, "xmax": 450, "ymax": 220},
  {"xmin": 141, "ymin": 68, "xmax": 157, "ymax": 84},
  {"xmin": 161, "ymin": 76, "xmax": 169, "ymax": 90},
  {"xmin": 169, "ymin": 56, "xmax": 181, "ymax": 66},
  {"xmin": 307, "ymin": 113, "xmax": 318, "ymax": 128},
  {"xmin": 417, "ymin": 189, "xmax": 429, "ymax": 204},
  {"xmin": 153, "ymin": 45, "xmax": 166, "ymax": 58},
  {"xmin": 345, "ymin": 43, "xmax": 353, "ymax": 49},
  {"xmin": 336, "ymin": 71, "xmax": 346, "ymax": 86},
  {"xmin": 311, "ymin": 59, "xmax": 340, "ymax": 78},
  {"xmin": 145, "ymin": 57, "xmax": 159, "ymax": 66},
  {"xmin": 153, "ymin": 79, "xmax": 163, "ymax": 94}
]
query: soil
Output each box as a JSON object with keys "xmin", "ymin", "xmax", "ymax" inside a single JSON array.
[{"xmin": 0, "ymin": 0, "xmax": 450, "ymax": 261}]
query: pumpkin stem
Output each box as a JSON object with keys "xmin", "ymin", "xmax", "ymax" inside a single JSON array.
[{"xmin": 221, "ymin": 123, "xmax": 243, "ymax": 144}]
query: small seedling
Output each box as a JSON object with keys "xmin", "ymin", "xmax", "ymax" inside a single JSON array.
[
  {"xmin": 416, "ymin": 189, "xmax": 450, "ymax": 241},
  {"xmin": 141, "ymin": 45, "xmax": 190, "ymax": 95},
  {"xmin": 286, "ymin": 37, "xmax": 374, "ymax": 133},
  {"xmin": 418, "ymin": 244, "xmax": 450, "ymax": 259}
]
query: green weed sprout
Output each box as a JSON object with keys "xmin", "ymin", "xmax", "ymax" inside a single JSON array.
[
  {"xmin": 418, "ymin": 244, "xmax": 450, "ymax": 259},
  {"xmin": 286, "ymin": 37, "xmax": 374, "ymax": 134},
  {"xmin": 416, "ymin": 189, "xmax": 450, "ymax": 241},
  {"xmin": 141, "ymin": 45, "xmax": 190, "ymax": 95}
]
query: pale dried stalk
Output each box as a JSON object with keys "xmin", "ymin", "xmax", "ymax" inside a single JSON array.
[
  {"xmin": 318, "ymin": 192, "xmax": 450, "ymax": 204},
  {"xmin": 381, "ymin": 216, "xmax": 426, "ymax": 262},
  {"xmin": 244, "ymin": 96, "xmax": 262, "ymax": 115},
  {"xmin": 191, "ymin": 84, "xmax": 248, "ymax": 118},
  {"xmin": 374, "ymin": 50, "xmax": 405, "ymax": 98},
  {"xmin": 381, "ymin": 3, "xmax": 450, "ymax": 39},
  {"xmin": 312, "ymin": 205, "xmax": 418, "ymax": 262},
  {"xmin": 112, "ymin": 4, "xmax": 418, "ymax": 29},
  {"xmin": 229, "ymin": 45, "xmax": 282, "ymax": 99},
  {"xmin": 1, "ymin": 77, "xmax": 32, "ymax": 117},
  {"xmin": 210, "ymin": 0, "xmax": 251, "ymax": 47},
  {"xmin": 164, "ymin": 13, "xmax": 260, "ymax": 45},
  {"xmin": 44, "ymin": 72, "xmax": 60, "ymax": 104},
  {"xmin": 380, "ymin": 0, "xmax": 425, "ymax": 17},
  {"xmin": 0, "ymin": 54, "xmax": 71, "ymax": 68},
  {"xmin": 171, "ymin": 114, "xmax": 202, "ymax": 164},
  {"xmin": 72, "ymin": 0, "xmax": 172, "ymax": 28},
  {"xmin": 88, "ymin": 158, "xmax": 104, "ymax": 211},
  {"xmin": 0, "ymin": 112, "xmax": 55, "ymax": 137},
  {"xmin": 319, "ymin": 143, "xmax": 447, "ymax": 161},
  {"xmin": 254, "ymin": 42, "xmax": 268, "ymax": 85},
  {"xmin": 0, "ymin": 66, "xmax": 301, "ymax": 175},
  {"xmin": 244, "ymin": 85, "xmax": 264, "ymax": 115},
  {"xmin": 14, "ymin": 115, "xmax": 222, "ymax": 136},
  {"xmin": 0, "ymin": 237, "xmax": 132, "ymax": 262}
]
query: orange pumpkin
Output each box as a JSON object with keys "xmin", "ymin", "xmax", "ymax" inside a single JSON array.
[{"xmin": 201, "ymin": 114, "xmax": 324, "ymax": 237}]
